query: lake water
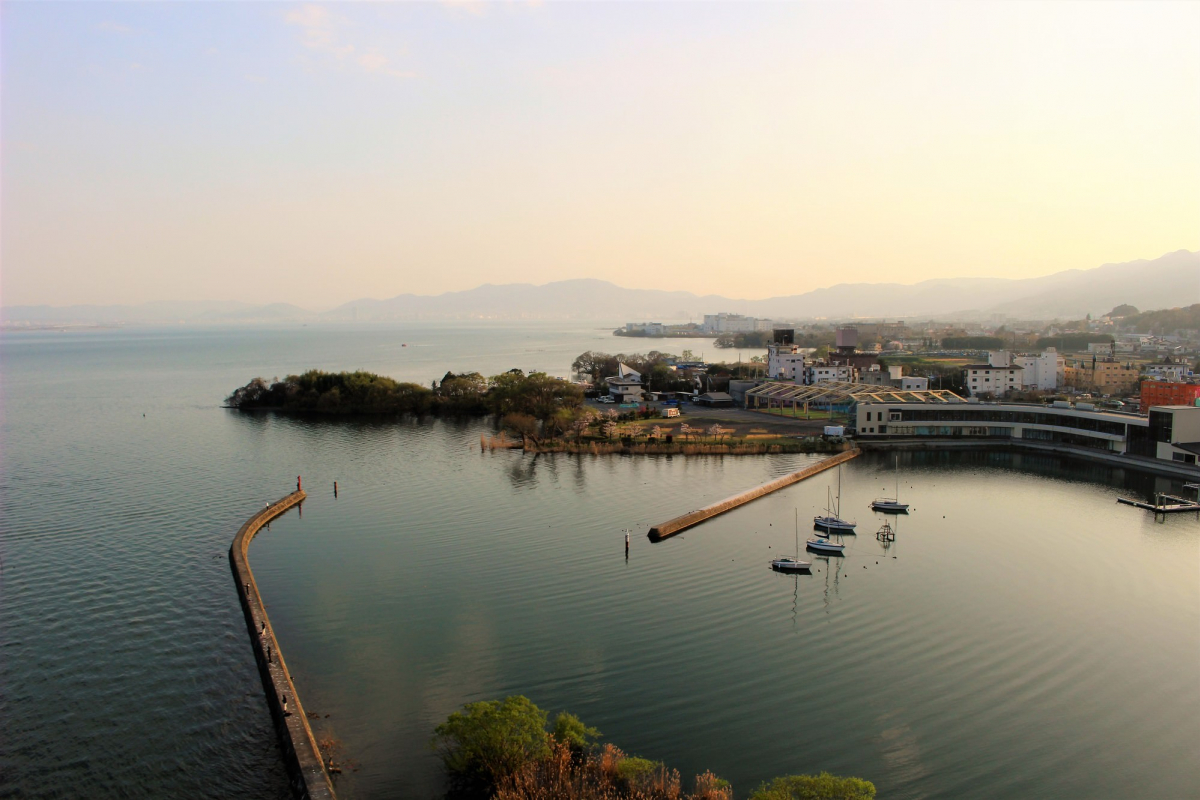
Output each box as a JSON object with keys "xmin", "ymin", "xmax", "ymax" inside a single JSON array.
[{"xmin": 2, "ymin": 324, "xmax": 1197, "ymax": 799}]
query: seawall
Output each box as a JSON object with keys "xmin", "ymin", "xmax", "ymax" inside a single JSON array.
[
  {"xmin": 648, "ymin": 449, "xmax": 859, "ymax": 540},
  {"xmin": 229, "ymin": 490, "xmax": 337, "ymax": 800},
  {"xmin": 857, "ymin": 438, "xmax": 1200, "ymax": 480}
]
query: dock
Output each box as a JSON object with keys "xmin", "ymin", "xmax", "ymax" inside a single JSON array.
[
  {"xmin": 1117, "ymin": 495, "xmax": 1200, "ymax": 513},
  {"xmin": 230, "ymin": 490, "xmax": 337, "ymax": 800},
  {"xmin": 648, "ymin": 449, "xmax": 859, "ymax": 541}
]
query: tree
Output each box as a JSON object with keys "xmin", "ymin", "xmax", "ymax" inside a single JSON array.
[
  {"xmin": 549, "ymin": 712, "xmax": 600, "ymax": 751},
  {"xmin": 501, "ymin": 413, "xmax": 539, "ymax": 442},
  {"xmin": 431, "ymin": 696, "xmax": 551, "ymax": 783},
  {"xmin": 749, "ymin": 773, "xmax": 876, "ymax": 800}
]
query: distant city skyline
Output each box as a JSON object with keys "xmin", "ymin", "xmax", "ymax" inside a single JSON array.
[{"xmin": 3, "ymin": 1, "xmax": 1197, "ymax": 308}]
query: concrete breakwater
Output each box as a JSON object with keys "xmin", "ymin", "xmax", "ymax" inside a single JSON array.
[
  {"xmin": 648, "ymin": 449, "xmax": 860, "ymax": 541},
  {"xmin": 229, "ymin": 490, "xmax": 336, "ymax": 800}
]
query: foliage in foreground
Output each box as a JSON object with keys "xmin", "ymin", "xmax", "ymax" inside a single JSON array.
[{"xmin": 432, "ymin": 695, "xmax": 873, "ymax": 800}]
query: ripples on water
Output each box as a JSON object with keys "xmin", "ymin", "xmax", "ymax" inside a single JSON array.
[{"xmin": 2, "ymin": 325, "xmax": 1198, "ymax": 800}]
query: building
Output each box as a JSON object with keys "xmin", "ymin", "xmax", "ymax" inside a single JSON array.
[
  {"xmin": 605, "ymin": 363, "xmax": 645, "ymax": 403},
  {"xmin": 767, "ymin": 342, "xmax": 806, "ymax": 381},
  {"xmin": 856, "ymin": 401, "xmax": 1200, "ymax": 469},
  {"xmin": 1014, "ymin": 348, "xmax": 1065, "ymax": 391},
  {"xmin": 1138, "ymin": 381, "xmax": 1200, "ymax": 414},
  {"xmin": 624, "ymin": 322, "xmax": 664, "ymax": 336},
  {"xmin": 963, "ymin": 351, "xmax": 1024, "ymax": 397},
  {"xmin": 809, "ymin": 362, "xmax": 857, "ymax": 384},
  {"xmin": 701, "ymin": 313, "xmax": 774, "ymax": 334},
  {"xmin": 858, "ymin": 365, "xmax": 929, "ymax": 392},
  {"xmin": 1143, "ymin": 364, "xmax": 1195, "ymax": 382},
  {"xmin": 694, "ymin": 391, "xmax": 734, "ymax": 408},
  {"xmin": 1064, "ymin": 357, "xmax": 1140, "ymax": 394}
]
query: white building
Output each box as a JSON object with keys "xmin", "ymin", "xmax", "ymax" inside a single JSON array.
[
  {"xmin": 605, "ymin": 363, "xmax": 645, "ymax": 402},
  {"xmin": 963, "ymin": 351, "xmax": 1024, "ymax": 396},
  {"xmin": 809, "ymin": 363, "xmax": 857, "ymax": 384},
  {"xmin": 1144, "ymin": 364, "xmax": 1195, "ymax": 382},
  {"xmin": 624, "ymin": 322, "xmax": 664, "ymax": 336},
  {"xmin": 767, "ymin": 343, "xmax": 806, "ymax": 381},
  {"xmin": 1014, "ymin": 348, "xmax": 1065, "ymax": 391},
  {"xmin": 702, "ymin": 313, "xmax": 774, "ymax": 334}
]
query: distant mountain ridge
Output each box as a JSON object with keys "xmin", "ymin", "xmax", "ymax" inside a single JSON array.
[{"xmin": 5, "ymin": 250, "xmax": 1196, "ymax": 325}]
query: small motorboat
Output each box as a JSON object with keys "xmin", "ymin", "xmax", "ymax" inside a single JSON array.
[
  {"xmin": 875, "ymin": 521, "xmax": 895, "ymax": 541},
  {"xmin": 772, "ymin": 510, "xmax": 812, "ymax": 572},
  {"xmin": 806, "ymin": 536, "xmax": 845, "ymax": 554}
]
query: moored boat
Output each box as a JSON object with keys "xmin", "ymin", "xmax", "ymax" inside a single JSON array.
[
  {"xmin": 806, "ymin": 536, "xmax": 845, "ymax": 554},
  {"xmin": 814, "ymin": 466, "xmax": 855, "ymax": 531},
  {"xmin": 870, "ymin": 456, "xmax": 909, "ymax": 512},
  {"xmin": 772, "ymin": 509, "xmax": 812, "ymax": 572}
]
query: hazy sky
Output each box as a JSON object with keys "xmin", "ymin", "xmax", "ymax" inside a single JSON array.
[{"xmin": 3, "ymin": 1, "xmax": 1197, "ymax": 309}]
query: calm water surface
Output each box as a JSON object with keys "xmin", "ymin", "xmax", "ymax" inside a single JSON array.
[{"xmin": 2, "ymin": 324, "xmax": 1197, "ymax": 799}]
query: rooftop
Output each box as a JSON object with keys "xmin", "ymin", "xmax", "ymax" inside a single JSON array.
[{"xmin": 746, "ymin": 380, "xmax": 965, "ymax": 405}]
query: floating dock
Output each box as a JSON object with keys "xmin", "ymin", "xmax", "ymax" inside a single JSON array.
[
  {"xmin": 1116, "ymin": 495, "xmax": 1200, "ymax": 513},
  {"xmin": 648, "ymin": 449, "xmax": 859, "ymax": 541}
]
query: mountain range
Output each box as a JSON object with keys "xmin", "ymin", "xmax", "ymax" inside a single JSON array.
[{"xmin": 5, "ymin": 250, "xmax": 1196, "ymax": 326}]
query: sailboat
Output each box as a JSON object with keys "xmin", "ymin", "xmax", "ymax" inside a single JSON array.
[
  {"xmin": 871, "ymin": 455, "xmax": 909, "ymax": 513},
  {"xmin": 806, "ymin": 535, "xmax": 846, "ymax": 554},
  {"xmin": 772, "ymin": 509, "xmax": 812, "ymax": 572},
  {"xmin": 814, "ymin": 466, "xmax": 856, "ymax": 532}
]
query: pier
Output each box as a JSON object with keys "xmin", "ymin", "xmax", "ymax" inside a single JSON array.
[
  {"xmin": 648, "ymin": 449, "xmax": 860, "ymax": 541},
  {"xmin": 230, "ymin": 490, "xmax": 337, "ymax": 800},
  {"xmin": 1116, "ymin": 495, "xmax": 1200, "ymax": 513}
]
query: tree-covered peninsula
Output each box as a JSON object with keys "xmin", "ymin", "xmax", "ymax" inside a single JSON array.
[{"xmin": 225, "ymin": 369, "xmax": 584, "ymax": 418}]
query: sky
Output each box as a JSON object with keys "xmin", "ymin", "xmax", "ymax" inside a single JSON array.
[{"xmin": 2, "ymin": 1, "xmax": 1198, "ymax": 310}]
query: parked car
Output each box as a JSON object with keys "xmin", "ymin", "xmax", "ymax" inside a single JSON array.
[{"xmin": 597, "ymin": 396, "xmax": 615, "ymax": 404}]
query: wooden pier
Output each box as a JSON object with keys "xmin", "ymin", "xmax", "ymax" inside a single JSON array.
[
  {"xmin": 1117, "ymin": 495, "xmax": 1200, "ymax": 513},
  {"xmin": 648, "ymin": 449, "xmax": 860, "ymax": 541}
]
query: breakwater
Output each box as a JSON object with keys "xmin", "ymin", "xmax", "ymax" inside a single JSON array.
[
  {"xmin": 229, "ymin": 490, "xmax": 336, "ymax": 800},
  {"xmin": 648, "ymin": 449, "xmax": 859, "ymax": 540}
]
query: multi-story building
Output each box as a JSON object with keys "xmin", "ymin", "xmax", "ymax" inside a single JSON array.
[
  {"xmin": 856, "ymin": 401, "xmax": 1200, "ymax": 469},
  {"xmin": 963, "ymin": 351, "xmax": 1024, "ymax": 397},
  {"xmin": 809, "ymin": 362, "xmax": 857, "ymax": 384},
  {"xmin": 702, "ymin": 313, "xmax": 774, "ymax": 334},
  {"xmin": 1065, "ymin": 357, "xmax": 1140, "ymax": 394},
  {"xmin": 766, "ymin": 343, "xmax": 806, "ymax": 381},
  {"xmin": 624, "ymin": 322, "xmax": 664, "ymax": 336},
  {"xmin": 1138, "ymin": 380, "xmax": 1200, "ymax": 414},
  {"xmin": 1143, "ymin": 364, "xmax": 1194, "ymax": 382},
  {"xmin": 1014, "ymin": 348, "xmax": 1065, "ymax": 391},
  {"xmin": 858, "ymin": 365, "xmax": 929, "ymax": 391}
]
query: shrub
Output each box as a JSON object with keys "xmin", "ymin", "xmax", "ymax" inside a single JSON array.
[
  {"xmin": 431, "ymin": 696, "xmax": 550, "ymax": 783},
  {"xmin": 749, "ymin": 772, "xmax": 876, "ymax": 800},
  {"xmin": 550, "ymin": 711, "xmax": 601, "ymax": 751}
]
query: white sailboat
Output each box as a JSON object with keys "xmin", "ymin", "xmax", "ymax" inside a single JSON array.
[
  {"xmin": 772, "ymin": 509, "xmax": 812, "ymax": 572},
  {"xmin": 814, "ymin": 466, "xmax": 856, "ymax": 532},
  {"xmin": 806, "ymin": 535, "xmax": 846, "ymax": 554},
  {"xmin": 871, "ymin": 455, "xmax": 909, "ymax": 513}
]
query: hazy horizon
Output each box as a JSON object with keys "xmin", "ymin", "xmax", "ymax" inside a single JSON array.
[{"xmin": 3, "ymin": 1, "xmax": 1197, "ymax": 308}]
